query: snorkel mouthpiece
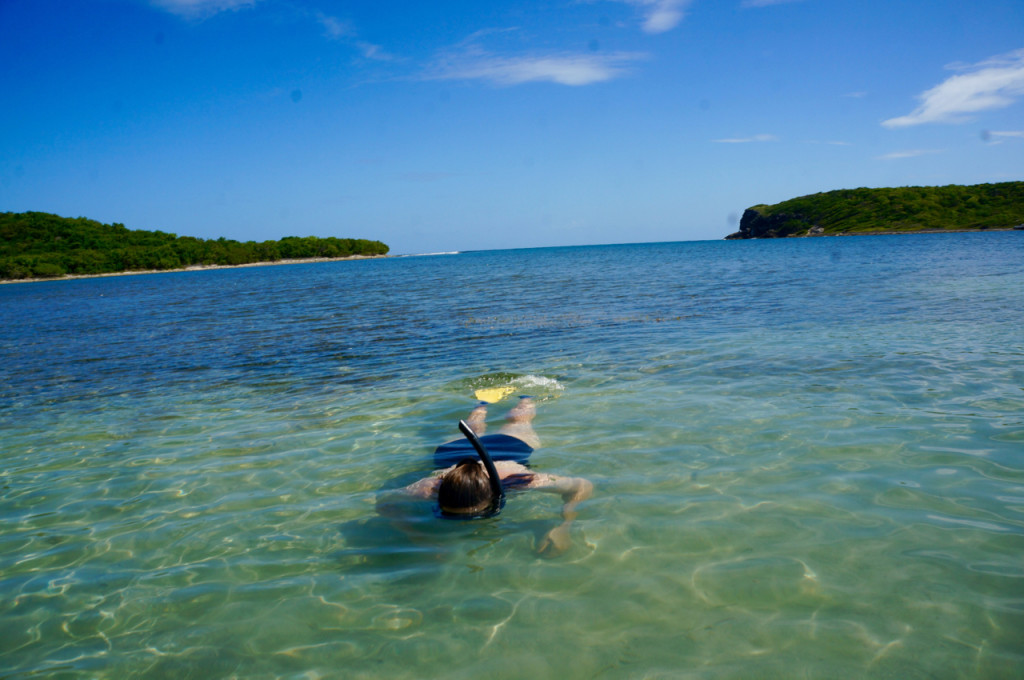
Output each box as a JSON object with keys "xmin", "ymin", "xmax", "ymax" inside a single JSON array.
[{"xmin": 437, "ymin": 420, "xmax": 505, "ymax": 519}]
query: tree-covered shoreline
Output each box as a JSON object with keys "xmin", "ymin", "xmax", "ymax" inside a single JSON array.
[
  {"xmin": 0, "ymin": 212, "xmax": 389, "ymax": 280},
  {"xmin": 726, "ymin": 182, "xmax": 1024, "ymax": 239}
]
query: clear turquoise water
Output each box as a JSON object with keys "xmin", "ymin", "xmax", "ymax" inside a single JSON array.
[{"xmin": 2, "ymin": 234, "xmax": 1023, "ymax": 679}]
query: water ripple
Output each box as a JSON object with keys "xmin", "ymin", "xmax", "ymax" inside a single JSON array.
[{"xmin": 2, "ymin": 235, "xmax": 1023, "ymax": 678}]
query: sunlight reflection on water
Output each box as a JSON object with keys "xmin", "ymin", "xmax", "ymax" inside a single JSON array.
[{"xmin": 2, "ymin": 234, "xmax": 1023, "ymax": 678}]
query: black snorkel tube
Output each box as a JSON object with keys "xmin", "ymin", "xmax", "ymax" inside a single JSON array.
[
  {"xmin": 458, "ymin": 419, "xmax": 505, "ymax": 503},
  {"xmin": 437, "ymin": 420, "xmax": 504, "ymax": 519}
]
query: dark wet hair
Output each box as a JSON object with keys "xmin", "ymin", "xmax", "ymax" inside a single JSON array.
[{"xmin": 438, "ymin": 458, "xmax": 495, "ymax": 513}]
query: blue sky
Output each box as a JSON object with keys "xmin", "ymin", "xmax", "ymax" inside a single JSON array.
[{"xmin": 2, "ymin": 0, "xmax": 1023, "ymax": 253}]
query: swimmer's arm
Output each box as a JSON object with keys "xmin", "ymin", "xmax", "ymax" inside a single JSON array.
[
  {"xmin": 530, "ymin": 474, "xmax": 593, "ymax": 557},
  {"xmin": 401, "ymin": 471, "xmax": 445, "ymax": 499},
  {"xmin": 534, "ymin": 474, "xmax": 593, "ymax": 521},
  {"xmin": 375, "ymin": 470, "xmax": 448, "ymax": 518}
]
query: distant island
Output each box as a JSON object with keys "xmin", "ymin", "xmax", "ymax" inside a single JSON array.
[
  {"xmin": 0, "ymin": 211, "xmax": 389, "ymax": 281},
  {"xmin": 726, "ymin": 182, "xmax": 1024, "ymax": 239}
]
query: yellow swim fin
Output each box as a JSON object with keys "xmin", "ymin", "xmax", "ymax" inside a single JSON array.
[{"xmin": 474, "ymin": 386, "xmax": 516, "ymax": 403}]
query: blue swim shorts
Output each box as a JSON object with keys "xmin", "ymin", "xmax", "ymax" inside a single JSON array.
[{"xmin": 433, "ymin": 433, "xmax": 534, "ymax": 468}]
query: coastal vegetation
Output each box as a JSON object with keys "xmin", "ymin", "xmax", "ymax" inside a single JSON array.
[
  {"xmin": 726, "ymin": 182, "xmax": 1024, "ymax": 239},
  {"xmin": 0, "ymin": 211, "xmax": 389, "ymax": 280}
]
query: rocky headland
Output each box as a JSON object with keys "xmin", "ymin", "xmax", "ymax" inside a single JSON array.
[{"xmin": 726, "ymin": 182, "xmax": 1024, "ymax": 239}]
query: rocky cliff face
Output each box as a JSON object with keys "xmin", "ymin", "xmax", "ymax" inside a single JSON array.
[{"xmin": 725, "ymin": 208, "xmax": 819, "ymax": 239}]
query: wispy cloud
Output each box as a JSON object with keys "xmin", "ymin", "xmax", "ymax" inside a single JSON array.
[
  {"xmin": 316, "ymin": 13, "xmax": 352, "ymax": 39},
  {"xmin": 640, "ymin": 0, "xmax": 693, "ymax": 33},
  {"xmin": 981, "ymin": 129, "xmax": 1024, "ymax": 144},
  {"xmin": 150, "ymin": 2, "xmax": 392, "ymax": 59},
  {"xmin": 711, "ymin": 134, "xmax": 779, "ymax": 143},
  {"xmin": 149, "ymin": 0, "xmax": 257, "ymax": 17},
  {"xmin": 883, "ymin": 48, "xmax": 1024, "ymax": 128},
  {"xmin": 425, "ymin": 49, "xmax": 646, "ymax": 86},
  {"xmin": 314, "ymin": 12, "xmax": 393, "ymax": 60},
  {"xmin": 605, "ymin": 1, "xmax": 694, "ymax": 34},
  {"xmin": 875, "ymin": 149, "xmax": 943, "ymax": 160}
]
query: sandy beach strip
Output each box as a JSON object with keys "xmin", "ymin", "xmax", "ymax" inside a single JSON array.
[{"xmin": 0, "ymin": 254, "xmax": 387, "ymax": 285}]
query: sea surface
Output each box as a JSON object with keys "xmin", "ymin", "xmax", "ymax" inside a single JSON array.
[{"xmin": 1, "ymin": 234, "xmax": 1022, "ymax": 679}]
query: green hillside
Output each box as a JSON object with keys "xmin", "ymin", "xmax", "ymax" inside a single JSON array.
[
  {"xmin": 726, "ymin": 182, "xmax": 1024, "ymax": 239},
  {"xmin": 0, "ymin": 212, "xmax": 389, "ymax": 280}
]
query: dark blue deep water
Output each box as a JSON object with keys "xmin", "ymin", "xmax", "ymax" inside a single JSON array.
[{"xmin": 2, "ymin": 234, "xmax": 1023, "ymax": 678}]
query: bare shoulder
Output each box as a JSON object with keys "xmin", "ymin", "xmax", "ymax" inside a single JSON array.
[{"xmin": 403, "ymin": 470, "xmax": 446, "ymax": 498}]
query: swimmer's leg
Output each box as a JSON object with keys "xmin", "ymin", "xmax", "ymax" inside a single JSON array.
[
  {"xmin": 465, "ymin": 402, "xmax": 488, "ymax": 436},
  {"xmin": 439, "ymin": 403, "xmax": 488, "ymax": 445},
  {"xmin": 498, "ymin": 396, "xmax": 540, "ymax": 449}
]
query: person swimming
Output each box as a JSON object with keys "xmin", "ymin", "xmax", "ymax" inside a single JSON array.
[{"xmin": 402, "ymin": 397, "xmax": 593, "ymax": 557}]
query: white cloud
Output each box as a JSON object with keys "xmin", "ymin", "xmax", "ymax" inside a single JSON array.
[
  {"xmin": 981, "ymin": 129, "xmax": 1024, "ymax": 145},
  {"xmin": 875, "ymin": 149, "xmax": 943, "ymax": 160},
  {"xmin": 711, "ymin": 134, "xmax": 779, "ymax": 143},
  {"xmin": 355, "ymin": 41, "xmax": 393, "ymax": 60},
  {"xmin": 641, "ymin": 0, "xmax": 692, "ymax": 33},
  {"xmin": 316, "ymin": 13, "xmax": 353, "ymax": 39},
  {"xmin": 149, "ymin": 0, "xmax": 257, "ymax": 17},
  {"xmin": 883, "ymin": 48, "xmax": 1024, "ymax": 128},
  {"xmin": 605, "ymin": 1, "xmax": 694, "ymax": 34},
  {"xmin": 315, "ymin": 12, "xmax": 394, "ymax": 61},
  {"xmin": 151, "ymin": 1, "xmax": 393, "ymax": 61},
  {"xmin": 426, "ymin": 51, "xmax": 645, "ymax": 86}
]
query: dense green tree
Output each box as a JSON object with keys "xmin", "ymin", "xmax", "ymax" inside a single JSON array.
[
  {"xmin": 0, "ymin": 211, "xmax": 389, "ymax": 279},
  {"xmin": 728, "ymin": 182, "xmax": 1024, "ymax": 238}
]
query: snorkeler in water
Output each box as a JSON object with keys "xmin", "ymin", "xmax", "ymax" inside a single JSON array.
[{"xmin": 402, "ymin": 397, "xmax": 593, "ymax": 557}]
